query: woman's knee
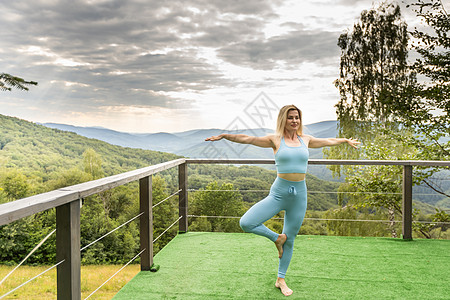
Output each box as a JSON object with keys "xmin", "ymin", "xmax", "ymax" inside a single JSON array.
[{"xmin": 239, "ymin": 217, "xmax": 251, "ymax": 232}]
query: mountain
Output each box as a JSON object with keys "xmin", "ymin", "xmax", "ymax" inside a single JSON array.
[
  {"xmin": 42, "ymin": 121, "xmax": 338, "ymax": 159},
  {"xmin": 41, "ymin": 121, "xmax": 339, "ymax": 180},
  {"xmin": 41, "ymin": 123, "xmax": 151, "ymax": 149}
]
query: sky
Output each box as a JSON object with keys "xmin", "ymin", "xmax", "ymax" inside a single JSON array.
[{"xmin": 0, "ymin": 0, "xmax": 439, "ymax": 133}]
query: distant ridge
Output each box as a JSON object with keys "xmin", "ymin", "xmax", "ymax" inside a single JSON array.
[{"xmin": 42, "ymin": 121, "xmax": 339, "ymax": 158}]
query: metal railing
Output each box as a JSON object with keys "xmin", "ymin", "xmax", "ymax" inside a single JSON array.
[{"xmin": 0, "ymin": 158, "xmax": 448, "ymax": 299}]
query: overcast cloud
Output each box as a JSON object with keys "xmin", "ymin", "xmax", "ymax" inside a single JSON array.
[{"xmin": 0, "ymin": 0, "xmax": 434, "ymax": 132}]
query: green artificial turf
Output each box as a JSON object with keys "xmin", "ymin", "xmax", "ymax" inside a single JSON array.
[{"xmin": 114, "ymin": 232, "xmax": 450, "ymax": 299}]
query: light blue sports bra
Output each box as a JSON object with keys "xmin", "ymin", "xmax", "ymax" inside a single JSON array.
[{"xmin": 275, "ymin": 136, "xmax": 309, "ymax": 174}]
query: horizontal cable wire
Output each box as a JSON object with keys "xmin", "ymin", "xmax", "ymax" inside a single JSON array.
[
  {"xmin": 0, "ymin": 228, "xmax": 56, "ymax": 285},
  {"xmin": 153, "ymin": 189, "xmax": 182, "ymax": 208},
  {"xmin": 188, "ymin": 189, "xmax": 444, "ymax": 196},
  {"xmin": 81, "ymin": 212, "xmax": 144, "ymax": 252},
  {"xmin": 189, "ymin": 215, "xmax": 240, "ymax": 219},
  {"xmin": 412, "ymin": 221, "xmax": 450, "ymax": 225},
  {"xmin": 0, "ymin": 260, "xmax": 65, "ymax": 299},
  {"xmin": 153, "ymin": 216, "xmax": 182, "ymax": 243},
  {"xmin": 84, "ymin": 248, "xmax": 146, "ymax": 300},
  {"xmin": 188, "ymin": 215, "xmax": 398, "ymax": 223},
  {"xmin": 187, "ymin": 215, "xmax": 450, "ymax": 225},
  {"xmin": 187, "ymin": 189, "xmax": 266, "ymax": 193},
  {"xmin": 304, "ymin": 218, "xmax": 399, "ymax": 223}
]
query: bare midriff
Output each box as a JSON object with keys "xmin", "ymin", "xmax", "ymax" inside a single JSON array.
[{"xmin": 277, "ymin": 173, "xmax": 306, "ymax": 182}]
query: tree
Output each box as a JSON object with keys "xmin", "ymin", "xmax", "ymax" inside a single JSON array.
[
  {"xmin": 325, "ymin": 2, "xmax": 417, "ymax": 237},
  {"xmin": 83, "ymin": 148, "xmax": 104, "ymax": 179},
  {"xmin": 0, "ymin": 73, "xmax": 37, "ymax": 91},
  {"xmin": 333, "ymin": 1, "xmax": 416, "ymax": 142},
  {"xmin": 46, "ymin": 167, "xmax": 93, "ymax": 190},
  {"xmin": 0, "ymin": 169, "xmax": 30, "ymax": 200}
]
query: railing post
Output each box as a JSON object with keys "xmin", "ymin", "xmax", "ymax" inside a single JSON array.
[
  {"xmin": 179, "ymin": 162, "xmax": 188, "ymax": 233},
  {"xmin": 56, "ymin": 199, "xmax": 81, "ymax": 300},
  {"xmin": 140, "ymin": 176, "xmax": 153, "ymax": 270},
  {"xmin": 402, "ymin": 165, "xmax": 413, "ymax": 240}
]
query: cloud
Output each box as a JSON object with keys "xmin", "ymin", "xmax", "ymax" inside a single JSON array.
[
  {"xmin": 217, "ymin": 29, "xmax": 340, "ymax": 70},
  {"xmin": 1, "ymin": 0, "xmax": 282, "ymax": 96}
]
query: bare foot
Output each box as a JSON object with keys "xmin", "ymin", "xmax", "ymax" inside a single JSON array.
[
  {"xmin": 275, "ymin": 234, "xmax": 287, "ymax": 258},
  {"xmin": 275, "ymin": 278, "xmax": 293, "ymax": 296}
]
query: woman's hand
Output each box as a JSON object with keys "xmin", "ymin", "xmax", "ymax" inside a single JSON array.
[
  {"xmin": 346, "ymin": 138, "xmax": 361, "ymax": 149},
  {"xmin": 205, "ymin": 134, "xmax": 223, "ymax": 141}
]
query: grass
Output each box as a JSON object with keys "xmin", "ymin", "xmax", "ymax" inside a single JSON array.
[
  {"xmin": 0, "ymin": 264, "xmax": 140, "ymax": 299},
  {"xmin": 114, "ymin": 232, "xmax": 450, "ymax": 299}
]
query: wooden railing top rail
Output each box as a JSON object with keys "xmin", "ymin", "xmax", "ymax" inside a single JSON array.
[
  {"xmin": 186, "ymin": 158, "xmax": 450, "ymax": 167},
  {"xmin": 0, "ymin": 158, "xmax": 186, "ymax": 226}
]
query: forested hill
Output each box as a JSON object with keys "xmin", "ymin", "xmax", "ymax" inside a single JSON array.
[{"xmin": 0, "ymin": 114, "xmax": 180, "ymax": 177}]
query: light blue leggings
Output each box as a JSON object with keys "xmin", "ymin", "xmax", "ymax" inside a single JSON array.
[{"xmin": 239, "ymin": 177, "xmax": 307, "ymax": 278}]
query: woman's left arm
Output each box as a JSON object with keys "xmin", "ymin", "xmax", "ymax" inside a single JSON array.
[{"xmin": 304, "ymin": 135, "xmax": 360, "ymax": 149}]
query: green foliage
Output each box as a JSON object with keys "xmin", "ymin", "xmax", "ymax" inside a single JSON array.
[
  {"xmin": 0, "ymin": 169, "xmax": 30, "ymax": 200},
  {"xmin": 305, "ymin": 176, "xmax": 340, "ymax": 211},
  {"xmin": 298, "ymin": 211, "xmax": 328, "ymax": 235},
  {"xmin": 324, "ymin": 206, "xmax": 400, "ymax": 237},
  {"xmin": 0, "ymin": 214, "xmax": 56, "ymax": 265},
  {"xmin": 151, "ymin": 176, "xmax": 178, "ymax": 253},
  {"xmin": 79, "ymin": 176, "xmax": 175, "ymax": 264},
  {"xmin": 189, "ymin": 181, "xmax": 245, "ymax": 232},
  {"xmin": 329, "ymin": 133, "xmax": 418, "ymax": 237},
  {"xmin": 83, "ymin": 148, "xmax": 104, "ymax": 179},
  {"xmin": 413, "ymin": 208, "xmax": 450, "ymax": 239},
  {"xmin": 0, "ymin": 73, "xmax": 37, "ymax": 92},
  {"xmin": 45, "ymin": 167, "xmax": 93, "ymax": 190}
]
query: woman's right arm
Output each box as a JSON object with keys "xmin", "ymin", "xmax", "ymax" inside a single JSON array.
[{"xmin": 205, "ymin": 134, "xmax": 276, "ymax": 149}]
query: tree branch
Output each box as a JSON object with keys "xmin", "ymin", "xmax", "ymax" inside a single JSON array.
[
  {"xmin": 422, "ymin": 179, "xmax": 450, "ymax": 198},
  {"xmin": 0, "ymin": 73, "xmax": 38, "ymax": 91},
  {"xmin": 439, "ymin": 0, "xmax": 448, "ymax": 17}
]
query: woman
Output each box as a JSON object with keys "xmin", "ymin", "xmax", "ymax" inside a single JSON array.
[{"xmin": 205, "ymin": 105, "xmax": 359, "ymax": 296}]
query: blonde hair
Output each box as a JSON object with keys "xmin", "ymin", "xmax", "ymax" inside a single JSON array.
[{"xmin": 275, "ymin": 105, "xmax": 303, "ymax": 137}]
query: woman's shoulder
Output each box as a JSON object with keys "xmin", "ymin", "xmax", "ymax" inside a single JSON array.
[
  {"xmin": 300, "ymin": 134, "xmax": 313, "ymax": 140},
  {"xmin": 299, "ymin": 134, "xmax": 314, "ymax": 145}
]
